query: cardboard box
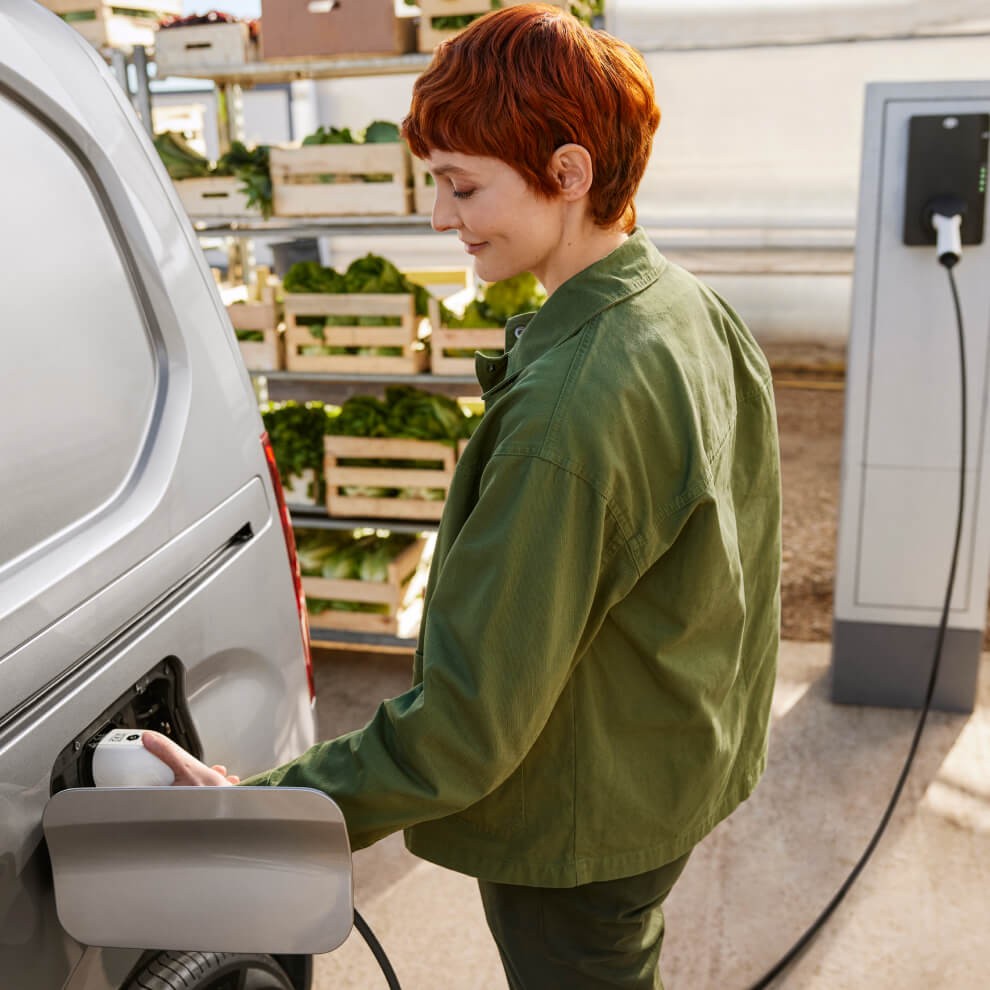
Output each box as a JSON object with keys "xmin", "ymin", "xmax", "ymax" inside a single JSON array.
[{"xmin": 260, "ymin": 0, "xmax": 416, "ymax": 60}]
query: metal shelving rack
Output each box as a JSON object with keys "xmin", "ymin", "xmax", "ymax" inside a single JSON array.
[{"xmin": 164, "ymin": 52, "xmax": 461, "ymax": 651}]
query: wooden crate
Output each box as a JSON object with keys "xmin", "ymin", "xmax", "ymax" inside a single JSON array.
[
  {"xmin": 154, "ymin": 22, "xmax": 253, "ymax": 76},
  {"xmin": 304, "ymin": 536, "xmax": 428, "ymax": 634},
  {"xmin": 269, "ymin": 144, "xmax": 411, "ymax": 217},
  {"xmin": 411, "ymin": 157, "xmax": 434, "ymax": 215},
  {"xmin": 283, "ymin": 293, "xmax": 428, "ymax": 375},
  {"xmin": 175, "ymin": 176, "xmax": 260, "ymax": 218},
  {"xmin": 324, "ymin": 437, "xmax": 457, "ymax": 521},
  {"xmin": 43, "ymin": 0, "xmax": 181, "ymax": 49},
  {"xmin": 283, "ymin": 469, "xmax": 321, "ymax": 509},
  {"xmin": 417, "ymin": 0, "xmax": 570, "ymax": 51},
  {"xmin": 427, "ymin": 297, "xmax": 504, "ymax": 376},
  {"xmin": 226, "ymin": 299, "xmax": 280, "ymax": 371}
]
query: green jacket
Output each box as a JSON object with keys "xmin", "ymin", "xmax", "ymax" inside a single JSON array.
[{"xmin": 246, "ymin": 229, "xmax": 782, "ymax": 887}]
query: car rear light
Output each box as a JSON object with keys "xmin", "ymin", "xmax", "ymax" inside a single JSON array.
[{"xmin": 261, "ymin": 431, "xmax": 315, "ymax": 702}]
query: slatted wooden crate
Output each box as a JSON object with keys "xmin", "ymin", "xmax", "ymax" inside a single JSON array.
[
  {"xmin": 43, "ymin": 0, "xmax": 181, "ymax": 49},
  {"xmin": 427, "ymin": 297, "xmax": 505, "ymax": 376},
  {"xmin": 269, "ymin": 144, "xmax": 411, "ymax": 217},
  {"xmin": 283, "ymin": 293, "xmax": 428, "ymax": 375},
  {"xmin": 226, "ymin": 298, "xmax": 280, "ymax": 371},
  {"xmin": 154, "ymin": 21, "xmax": 253, "ymax": 76},
  {"xmin": 175, "ymin": 176, "xmax": 260, "ymax": 218},
  {"xmin": 411, "ymin": 157, "xmax": 435, "ymax": 215},
  {"xmin": 304, "ymin": 536, "xmax": 429, "ymax": 634},
  {"xmin": 416, "ymin": 0, "xmax": 571, "ymax": 51},
  {"xmin": 324, "ymin": 437, "xmax": 457, "ymax": 521}
]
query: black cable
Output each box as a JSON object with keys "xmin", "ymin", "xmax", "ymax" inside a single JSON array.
[
  {"xmin": 354, "ymin": 907, "xmax": 403, "ymax": 990},
  {"xmin": 747, "ymin": 260, "xmax": 968, "ymax": 989}
]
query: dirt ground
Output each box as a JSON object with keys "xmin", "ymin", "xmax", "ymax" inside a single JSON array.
[{"xmin": 767, "ymin": 341, "xmax": 846, "ymax": 643}]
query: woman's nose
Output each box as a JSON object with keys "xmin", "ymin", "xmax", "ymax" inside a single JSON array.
[{"xmin": 431, "ymin": 187, "xmax": 459, "ymax": 233}]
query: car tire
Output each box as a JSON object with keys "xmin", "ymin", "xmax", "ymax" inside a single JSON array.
[{"xmin": 125, "ymin": 950, "xmax": 296, "ymax": 989}]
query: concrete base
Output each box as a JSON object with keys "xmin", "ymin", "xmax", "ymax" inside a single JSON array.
[{"xmin": 831, "ymin": 620, "xmax": 981, "ymax": 713}]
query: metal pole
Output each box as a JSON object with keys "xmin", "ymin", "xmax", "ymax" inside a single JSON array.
[
  {"xmin": 131, "ymin": 46, "xmax": 153, "ymax": 136},
  {"xmin": 108, "ymin": 49, "xmax": 129, "ymax": 99}
]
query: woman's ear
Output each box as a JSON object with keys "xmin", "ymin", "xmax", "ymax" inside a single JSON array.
[{"xmin": 550, "ymin": 144, "xmax": 593, "ymax": 201}]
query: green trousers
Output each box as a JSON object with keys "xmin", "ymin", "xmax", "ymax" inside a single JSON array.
[{"xmin": 478, "ymin": 851, "xmax": 692, "ymax": 990}]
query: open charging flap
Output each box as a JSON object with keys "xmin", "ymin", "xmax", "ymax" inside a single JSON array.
[{"xmin": 43, "ymin": 786, "xmax": 353, "ymax": 954}]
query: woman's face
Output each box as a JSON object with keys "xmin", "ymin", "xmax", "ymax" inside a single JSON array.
[{"xmin": 425, "ymin": 150, "xmax": 565, "ymax": 288}]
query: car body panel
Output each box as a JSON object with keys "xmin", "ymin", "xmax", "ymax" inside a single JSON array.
[{"xmin": 0, "ymin": 3, "xmax": 318, "ymax": 987}]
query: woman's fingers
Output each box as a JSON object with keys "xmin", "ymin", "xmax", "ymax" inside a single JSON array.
[{"xmin": 141, "ymin": 731, "xmax": 234, "ymax": 787}]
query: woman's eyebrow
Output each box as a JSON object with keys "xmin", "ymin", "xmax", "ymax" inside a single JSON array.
[{"xmin": 430, "ymin": 164, "xmax": 472, "ymax": 177}]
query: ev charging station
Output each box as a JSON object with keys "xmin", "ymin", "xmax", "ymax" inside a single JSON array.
[{"xmin": 832, "ymin": 80, "xmax": 990, "ymax": 714}]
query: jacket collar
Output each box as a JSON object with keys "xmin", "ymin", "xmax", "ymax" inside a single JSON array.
[{"xmin": 474, "ymin": 228, "xmax": 666, "ymax": 394}]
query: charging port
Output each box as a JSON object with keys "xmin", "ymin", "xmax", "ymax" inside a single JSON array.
[
  {"xmin": 902, "ymin": 112, "xmax": 989, "ymax": 246},
  {"xmin": 50, "ymin": 657, "xmax": 203, "ymax": 793}
]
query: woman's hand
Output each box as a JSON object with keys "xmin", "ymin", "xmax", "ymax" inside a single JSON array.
[{"xmin": 141, "ymin": 730, "xmax": 240, "ymax": 786}]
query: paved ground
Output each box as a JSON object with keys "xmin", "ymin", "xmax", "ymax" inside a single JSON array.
[{"xmin": 308, "ymin": 642, "xmax": 989, "ymax": 989}]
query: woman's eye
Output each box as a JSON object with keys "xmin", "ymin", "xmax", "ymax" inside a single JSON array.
[{"xmin": 452, "ymin": 187, "xmax": 475, "ymax": 200}]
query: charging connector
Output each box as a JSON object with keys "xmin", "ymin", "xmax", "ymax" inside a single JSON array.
[
  {"xmin": 91, "ymin": 728, "xmax": 175, "ymax": 787},
  {"xmin": 928, "ymin": 196, "xmax": 966, "ymax": 268}
]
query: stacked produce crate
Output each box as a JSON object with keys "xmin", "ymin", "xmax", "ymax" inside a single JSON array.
[
  {"xmin": 143, "ymin": 19, "xmax": 564, "ymax": 647},
  {"xmin": 297, "ymin": 529, "xmax": 431, "ymax": 636},
  {"xmin": 224, "ymin": 269, "xmax": 281, "ymax": 372},
  {"xmin": 40, "ymin": 0, "xmax": 181, "ymax": 48}
]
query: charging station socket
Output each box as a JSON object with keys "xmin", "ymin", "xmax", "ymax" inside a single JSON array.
[{"xmin": 902, "ymin": 112, "xmax": 988, "ymax": 246}]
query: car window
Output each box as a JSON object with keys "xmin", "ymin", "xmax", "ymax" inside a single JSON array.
[{"xmin": 0, "ymin": 90, "xmax": 155, "ymax": 570}]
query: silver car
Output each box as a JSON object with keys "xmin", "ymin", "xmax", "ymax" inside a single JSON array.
[{"xmin": 0, "ymin": 2, "xmax": 321, "ymax": 987}]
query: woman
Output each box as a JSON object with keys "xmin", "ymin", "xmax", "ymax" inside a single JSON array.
[{"xmin": 146, "ymin": 6, "xmax": 782, "ymax": 987}]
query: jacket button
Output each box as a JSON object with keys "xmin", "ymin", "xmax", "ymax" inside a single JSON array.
[{"xmin": 488, "ymin": 363, "xmax": 497, "ymax": 373}]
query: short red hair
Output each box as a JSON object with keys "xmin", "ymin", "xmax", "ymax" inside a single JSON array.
[{"xmin": 402, "ymin": 3, "xmax": 660, "ymax": 232}]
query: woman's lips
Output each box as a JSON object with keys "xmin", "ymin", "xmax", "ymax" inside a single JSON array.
[{"xmin": 462, "ymin": 241, "xmax": 487, "ymax": 256}]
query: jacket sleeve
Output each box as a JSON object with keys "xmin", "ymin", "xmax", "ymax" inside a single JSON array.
[{"xmin": 242, "ymin": 453, "xmax": 630, "ymax": 849}]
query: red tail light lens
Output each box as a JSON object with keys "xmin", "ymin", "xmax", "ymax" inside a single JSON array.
[{"xmin": 261, "ymin": 431, "xmax": 315, "ymax": 702}]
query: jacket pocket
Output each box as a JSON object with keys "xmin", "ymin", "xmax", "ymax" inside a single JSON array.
[{"xmin": 456, "ymin": 761, "xmax": 526, "ymax": 838}]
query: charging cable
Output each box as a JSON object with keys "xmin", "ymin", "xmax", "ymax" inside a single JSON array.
[
  {"xmin": 747, "ymin": 211, "xmax": 969, "ymax": 989},
  {"xmin": 354, "ymin": 908, "xmax": 403, "ymax": 989}
]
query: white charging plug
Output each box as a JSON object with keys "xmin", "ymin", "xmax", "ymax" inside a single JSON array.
[
  {"xmin": 932, "ymin": 210, "xmax": 963, "ymax": 268},
  {"xmin": 91, "ymin": 728, "xmax": 175, "ymax": 787}
]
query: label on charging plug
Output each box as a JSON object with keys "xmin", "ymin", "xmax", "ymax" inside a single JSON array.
[{"xmin": 91, "ymin": 729, "xmax": 176, "ymax": 788}]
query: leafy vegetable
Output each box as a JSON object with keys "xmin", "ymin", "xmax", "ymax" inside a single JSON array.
[
  {"xmin": 384, "ymin": 385, "xmax": 471, "ymax": 444},
  {"xmin": 328, "ymin": 386, "xmax": 474, "ymax": 446},
  {"xmin": 298, "ymin": 529, "xmax": 420, "ymax": 615},
  {"xmin": 214, "ymin": 141, "xmax": 273, "ymax": 219},
  {"xmin": 283, "ymin": 254, "xmax": 433, "ymax": 317},
  {"xmin": 446, "ymin": 272, "xmax": 546, "ymax": 328},
  {"xmin": 363, "ymin": 120, "xmax": 401, "ymax": 144},
  {"xmin": 283, "ymin": 262, "xmax": 347, "ymax": 295},
  {"xmin": 301, "ymin": 125, "xmax": 357, "ymax": 146},
  {"xmin": 261, "ymin": 401, "xmax": 335, "ymax": 500},
  {"xmin": 481, "ymin": 272, "xmax": 547, "ymax": 322},
  {"xmin": 325, "ymin": 395, "xmax": 390, "ymax": 438},
  {"xmin": 154, "ymin": 132, "xmax": 212, "ymax": 181}
]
